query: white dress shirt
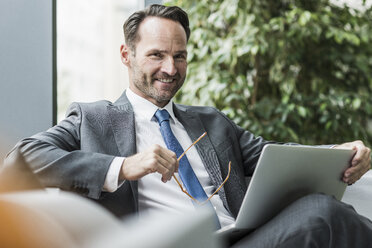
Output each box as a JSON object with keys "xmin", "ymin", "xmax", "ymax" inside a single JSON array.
[{"xmin": 104, "ymin": 88, "xmax": 235, "ymax": 227}]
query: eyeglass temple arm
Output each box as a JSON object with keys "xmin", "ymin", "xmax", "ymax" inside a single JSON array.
[
  {"xmin": 172, "ymin": 132, "xmax": 207, "ymax": 204},
  {"xmin": 202, "ymin": 161, "xmax": 231, "ymax": 204},
  {"xmin": 172, "ymin": 175, "xmax": 199, "ymax": 203},
  {"xmin": 177, "ymin": 132, "xmax": 207, "ymax": 161},
  {"xmin": 173, "ymin": 161, "xmax": 231, "ymax": 205},
  {"xmin": 172, "ymin": 132, "xmax": 232, "ymax": 205}
]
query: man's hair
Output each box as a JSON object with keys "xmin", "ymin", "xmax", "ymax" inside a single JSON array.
[{"xmin": 123, "ymin": 4, "xmax": 190, "ymax": 53}]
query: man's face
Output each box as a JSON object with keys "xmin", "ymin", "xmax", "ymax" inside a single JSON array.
[{"xmin": 122, "ymin": 17, "xmax": 188, "ymax": 107}]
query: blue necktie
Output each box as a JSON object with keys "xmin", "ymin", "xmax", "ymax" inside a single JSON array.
[
  {"xmin": 154, "ymin": 109, "xmax": 221, "ymax": 228},
  {"xmin": 155, "ymin": 109, "xmax": 221, "ymax": 229},
  {"xmin": 154, "ymin": 109, "xmax": 209, "ymax": 202}
]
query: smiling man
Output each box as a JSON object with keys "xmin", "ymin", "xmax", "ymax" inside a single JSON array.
[
  {"xmin": 121, "ymin": 16, "xmax": 188, "ymax": 107},
  {"xmin": 7, "ymin": 4, "xmax": 372, "ymax": 248}
]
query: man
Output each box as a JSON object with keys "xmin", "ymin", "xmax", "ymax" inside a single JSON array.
[{"xmin": 7, "ymin": 4, "xmax": 372, "ymax": 247}]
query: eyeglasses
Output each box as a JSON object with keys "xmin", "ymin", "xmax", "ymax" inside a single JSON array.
[{"xmin": 173, "ymin": 132, "xmax": 231, "ymax": 205}]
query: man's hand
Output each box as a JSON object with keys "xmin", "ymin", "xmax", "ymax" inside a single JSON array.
[
  {"xmin": 119, "ymin": 144, "xmax": 178, "ymax": 183},
  {"xmin": 333, "ymin": 140, "xmax": 371, "ymax": 185}
]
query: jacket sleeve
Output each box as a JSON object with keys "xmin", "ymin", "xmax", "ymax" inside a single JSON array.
[{"xmin": 5, "ymin": 102, "xmax": 115, "ymax": 199}]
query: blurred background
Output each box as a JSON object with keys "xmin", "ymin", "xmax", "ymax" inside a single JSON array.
[
  {"xmin": 169, "ymin": 0, "xmax": 372, "ymax": 147},
  {"xmin": 57, "ymin": 0, "xmax": 372, "ymax": 148},
  {"xmin": 57, "ymin": 0, "xmax": 161, "ymax": 121},
  {"xmin": 0, "ymin": 0, "xmax": 161, "ymax": 159},
  {"xmin": 1, "ymin": 0, "xmax": 372, "ymax": 160}
]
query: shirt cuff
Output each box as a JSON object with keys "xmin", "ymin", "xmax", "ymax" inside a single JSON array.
[{"xmin": 103, "ymin": 157, "xmax": 125, "ymax": 192}]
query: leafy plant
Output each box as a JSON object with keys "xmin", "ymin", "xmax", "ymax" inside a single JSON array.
[{"xmin": 166, "ymin": 0, "xmax": 372, "ymax": 147}]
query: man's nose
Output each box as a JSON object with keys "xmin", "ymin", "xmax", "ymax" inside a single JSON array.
[{"xmin": 161, "ymin": 57, "xmax": 177, "ymax": 76}]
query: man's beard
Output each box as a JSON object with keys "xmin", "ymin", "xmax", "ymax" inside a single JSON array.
[{"xmin": 132, "ymin": 72, "xmax": 185, "ymax": 104}]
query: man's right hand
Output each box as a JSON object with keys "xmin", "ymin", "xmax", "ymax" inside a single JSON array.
[{"xmin": 119, "ymin": 145, "xmax": 178, "ymax": 183}]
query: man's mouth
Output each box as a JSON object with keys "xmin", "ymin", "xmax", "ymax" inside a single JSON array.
[{"xmin": 156, "ymin": 78, "xmax": 174, "ymax": 83}]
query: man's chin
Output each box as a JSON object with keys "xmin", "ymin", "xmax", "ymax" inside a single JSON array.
[
  {"xmin": 154, "ymin": 95, "xmax": 172, "ymax": 103},
  {"xmin": 154, "ymin": 89, "xmax": 177, "ymax": 100}
]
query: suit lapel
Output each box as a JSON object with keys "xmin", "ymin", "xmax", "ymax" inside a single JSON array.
[
  {"xmin": 107, "ymin": 91, "xmax": 138, "ymax": 211},
  {"xmin": 107, "ymin": 103, "xmax": 136, "ymax": 157},
  {"xmin": 173, "ymin": 104, "xmax": 228, "ymax": 208}
]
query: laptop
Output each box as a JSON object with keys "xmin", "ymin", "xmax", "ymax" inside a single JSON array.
[{"xmin": 217, "ymin": 144, "xmax": 355, "ymax": 239}]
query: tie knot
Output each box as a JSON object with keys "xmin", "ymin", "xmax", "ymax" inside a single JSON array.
[{"xmin": 154, "ymin": 109, "xmax": 170, "ymax": 125}]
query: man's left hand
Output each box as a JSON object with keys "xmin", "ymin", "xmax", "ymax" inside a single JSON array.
[{"xmin": 333, "ymin": 140, "xmax": 371, "ymax": 185}]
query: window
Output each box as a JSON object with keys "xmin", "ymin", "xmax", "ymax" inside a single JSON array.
[{"xmin": 57, "ymin": 0, "xmax": 148, "ymax": 121}]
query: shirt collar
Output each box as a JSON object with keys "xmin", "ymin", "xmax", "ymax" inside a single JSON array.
[{"xmin": 126, "ymin": 88, "xmax": 178, "ymax": 123}]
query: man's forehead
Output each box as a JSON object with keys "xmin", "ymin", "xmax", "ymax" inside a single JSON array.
[
  {"xmin": 137, "ymin": 17, "xmax": 187, "ymax": 43},
  {"xmin": 133, "ymin": 17, "xmax": 187, "ymax": 54}
]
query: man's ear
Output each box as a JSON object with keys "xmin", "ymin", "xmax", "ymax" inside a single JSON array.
[{"xmin": 120, "ymin": 44, "xmax": 131, "ymax": 66}]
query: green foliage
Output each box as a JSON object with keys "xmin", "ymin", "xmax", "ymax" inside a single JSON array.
[{"xmin": 165, "ymin": 0, "xmax": 372, "ymax": 146}]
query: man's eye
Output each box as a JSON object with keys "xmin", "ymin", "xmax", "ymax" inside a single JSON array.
[
  {"xmin": 150, "ymin": 53, "xmax": 162, "ymax": 58},
  {"xmin": 175, "ymin": 54, "xmax": 186, "ymax": 60}
]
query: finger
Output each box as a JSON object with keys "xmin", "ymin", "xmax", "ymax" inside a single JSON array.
[
  {"xmin": 153, "ymin": 153, "xmax": 178, "ymax": 182},
  {"xmin": 344, "ymin": 165, "xmax": 363, "ymax": 179},
  {"xmin": 351, "ymin": 148, "xmax": 371, "ymax": 173},
  {"xmin": 351, "ymin": 146, "xmax": 366, "ymax": 167},
  {"xmin": 157, "ymin": 146, "xmax": 178, "ymax": 163},
  {"xmin": 348, "ymin": 145, "xmax": 364, "ymax": 167},
  {"xmin": 346, "ymin": 144, "xmax": 365, "ymax": 169},
  {"xmin": 352, "ymin": 141, "xmax": 371, "ymax": 162},
  {"xmin": 122, "ymin": 148, "xmax": 177, "ymax": 181},
  {"xmin": 343, "ymin": 162, "xmax": 369, "ymax": 184},
  {"xmin": 146, "ymin": 145, "xmax": 179, "ymax": 182},
  {"xmin": 356, "ymin": 146, "xmax": 372, "ymax": 168},
  {"xmin": 150, "ymin": 144, "xmax": 177, "ymax": 161},
  {"xmin": 151, "ymin": 145, "xmax": 178, "ymax": 172}
]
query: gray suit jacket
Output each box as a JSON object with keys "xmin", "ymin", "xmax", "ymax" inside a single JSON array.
[{"xmin": 9, "ymin": 91, "xmax": 276, "ymax": 218}]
